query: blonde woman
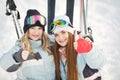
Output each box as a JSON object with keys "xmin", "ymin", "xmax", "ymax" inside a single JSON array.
[{"xmin": 0, "ymin": 9, "xmax": 55, "ymax": 80}]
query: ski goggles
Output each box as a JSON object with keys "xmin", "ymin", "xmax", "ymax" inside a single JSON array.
[
  {"xmin": 51, "ymin": 19, "xmax": 71, "ymax": 32},
  {"xmin": 26, "ymin": 15, "xmax": 46, "ymax": 26}
]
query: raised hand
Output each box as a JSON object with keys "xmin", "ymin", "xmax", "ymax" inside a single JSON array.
[
  {"xmin": 74, "ymin": 30, "xmax": 93, "ymax": 53},
  {"xmin": 21, "ymin": 43, "xmax": 29, "ymax": 60},
  {"xmin": 73, "ymin": 30, "xmax": 79, "ymax": 50},
  {"xmin": 84, "ymin": 37, "xmax": 92, "ymax": 43}
]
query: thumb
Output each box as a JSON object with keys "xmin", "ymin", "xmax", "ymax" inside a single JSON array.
[
  {"xmin": 21, "ymin": 50, "xmax": 29, "ymax": 60},
  {"xmin": 21, "ymin": 42, "xmax": 25, "ymax": 49},
  {"xmin": 74, "ymin": 30, "xmax": 79, "ymax": 41}
]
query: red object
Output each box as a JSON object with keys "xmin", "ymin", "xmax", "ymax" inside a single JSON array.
[{"xmin": 77, "ymin": 38, "xmax": 92, "ymax": 53}]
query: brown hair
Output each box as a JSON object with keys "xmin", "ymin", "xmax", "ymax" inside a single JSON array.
[{"xmin": 52, "ymin": 32, "xmax": 78, "ymax": 80}]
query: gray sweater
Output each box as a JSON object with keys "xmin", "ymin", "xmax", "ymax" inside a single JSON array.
[{"xmin": 0, "ymin": 39, "xmax": 55, "ymax": 80}]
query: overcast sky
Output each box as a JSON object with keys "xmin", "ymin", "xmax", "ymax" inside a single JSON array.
[{"xmin": 0, "ymin": 0, "xmax": 120, "ymax": 80}]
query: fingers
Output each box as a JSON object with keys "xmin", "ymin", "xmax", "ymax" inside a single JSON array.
[
  {"xmin": 84, "ymin": 37, "xmax": 92, "ymax": 43},
  {"xmin": 21, "ymin": 42, "xmax": 25, "ymax": 49},
  {"xmin": 74, "ymin": 30, "xmax": 79, "ymax": 50},
  {"xmin": 21, "ymin": 43, "xmax": 30, "ymax": 60},
  {"xmin": 73, "ymin": 42, "xmax": 78, "ymax": 50},
  {"xmin": 21, "ymin": 50, "xmax": 29, "ymax": 60},
  {"xmin": 74, "ymin": 30, "xmax": 79, "ymax": 41}
]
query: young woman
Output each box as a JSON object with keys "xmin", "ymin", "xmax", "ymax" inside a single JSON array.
[
  {"xmin": 0, "ymin": 9, "xmax": 55, "ymax": 80},
  {"xmin": 51, "ymin": 15, "xmax": 105, "ymax": 80}
]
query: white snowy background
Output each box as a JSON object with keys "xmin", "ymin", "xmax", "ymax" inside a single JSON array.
[{"xmin": 0, "ymin": 0, "xmax": 120, "ymax": 80}]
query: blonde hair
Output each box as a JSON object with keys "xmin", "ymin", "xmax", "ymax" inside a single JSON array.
[
  {"xmin": 21, "ymin": 30, "xmax": 51, "ymax": 56},
  {"xmin": 52, "ymin": 32, "xmax": 78, "ymax": 80}
]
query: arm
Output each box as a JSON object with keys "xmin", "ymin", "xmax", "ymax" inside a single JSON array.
[
  {"xmin": 0, "ymin": 40, "xmax": 22, "ymax": 72},
  {"xmin": 83, "ymin": 45, "xmax": 106, "ymax": 69}
]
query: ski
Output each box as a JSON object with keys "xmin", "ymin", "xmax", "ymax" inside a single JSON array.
[
  {"xmin": 47, "ymin": 0, "xmax": 55, "ymax": 34},
  {"xmin": 66, "ymin": 0, "xmax": 75, "ymax": 24}
]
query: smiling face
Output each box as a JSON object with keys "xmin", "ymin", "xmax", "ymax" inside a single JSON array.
[
  {"xmin": 28, "ymin": 26, "xmax": 43, "ymax": 40},
  {"xmin": 54, "ymin": 30, "xmax": 69, "ymax": 47}
]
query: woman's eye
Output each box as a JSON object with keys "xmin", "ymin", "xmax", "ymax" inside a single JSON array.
[
  {"xmin": 54, "ymin": 34, "xmax": 58, "ymax": 37},
  {"xmin": 30, "ymin": 27, "xmax": 34, "ymax": 29},
  {"xmin": 38, "ymin": 27, "xmax": 42, "ymax": 29}
]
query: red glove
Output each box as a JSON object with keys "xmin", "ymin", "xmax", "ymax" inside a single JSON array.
[{"xmin": 76, "ymin": 38, "xmax": 92, "ymax": 53}]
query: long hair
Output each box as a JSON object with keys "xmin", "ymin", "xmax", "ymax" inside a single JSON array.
[
  {"xmin": 52, "ymin": 32, "xmax": 78, "ymax": 80},
  {"xmin": 21, "ymin": 30, "xmax": 51, "ymax": 56}
]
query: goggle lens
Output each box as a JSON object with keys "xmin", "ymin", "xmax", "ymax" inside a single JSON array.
[
  {"xmin": 26, "ymin": 15, "xmax": 46, "ymax": 26},
  {"xmin": 51, "ymin": 20, "xmax": 68, "ymax": 31}
]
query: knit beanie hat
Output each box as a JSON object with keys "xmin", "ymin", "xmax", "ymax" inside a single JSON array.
[
  {"xmin": 23, "ymin": 9, "xmax": 46, "ymax": 33},
  {"xmin": 51, "ymin": 15, "xmax": 74, "ymax": 34}
]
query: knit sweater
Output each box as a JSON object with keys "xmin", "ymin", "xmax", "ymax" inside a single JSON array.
[
  {"xmin": 0, "ymin": 39, "xmax": 55, "ymax": 80},
  {"xmin": 60, "ymin": 44, "xmax": 105, "ymax": 80}
]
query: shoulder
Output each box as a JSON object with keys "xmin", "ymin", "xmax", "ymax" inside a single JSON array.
[
  {"xmin": 48, "ymin": 34, "xmax": 55, "ymax": 45},
  {"xmin": 14, "ymin": 39, "xmax": 21, "ymax": 47}
]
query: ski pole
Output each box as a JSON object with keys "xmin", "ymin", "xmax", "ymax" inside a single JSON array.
[
  {"xmin": 15, "ymin": 10, "xmax": 23, "ymax": 35},
  {"xmin": 11, "ymin": 11, "xmax": 20, "ymax": 39}
]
